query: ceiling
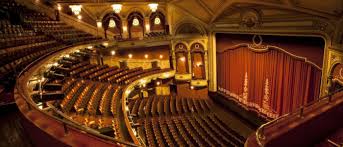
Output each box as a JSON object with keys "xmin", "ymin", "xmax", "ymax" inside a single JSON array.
[{"xmin": 169, "ymin": 0, "xmax": 343, "ymax": 24}]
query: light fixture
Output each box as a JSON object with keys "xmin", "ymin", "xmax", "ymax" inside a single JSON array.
[
  {"xmin": 75, "ymin": 50, "xmax": 80, "ymax": 52},
  {"xmin": 159, "ymin": 55, "xmax": 163, "ymax": 59},
  {"xmin": 87, "ymin": 46, "xmax": 93, "ymax": 49},
  {"xmin": 180, "ymin": 57, "xmax": 185, "ymax": 62},
  {"xmin": 190, "ymin": 86, "xmax": 194, "ymax": 90},
  {"xmin": 108, "ymin": 18, "xmax": 116, "ymax": 28},
  {"xmin": 196, "ymin": 62, "xmax": 202, "ymax": 67},
  {"xmin": 57, "ymin": 4, "xmax": 62, "ymax": 11},
  {"xmin": 132, "ymin": 17, "xmax": 140, "ymax": 26},
  {"xmin": 156, "ymin": 81, "xmax": 160, "ymax": 85},
  {"xmin": 154, "ymin": 17, "xmax": 161, "ymax": 25},
  {"xmin": 69, "ymin": 5, "xmax": 82, "ymax": 15},
  {"xmin": 103, "ymin": 42, "xmax": 109, "ymax": 47},
  {"xmin": 77, "ymin": 15, "xmax": 82, "ymax": 20},
  {"xmin": 111, "ymin": 50, "xmax": 116, "ymax": 55},
  {"xmin": 148, "ymin": 3, "xmax": 158, "ymax": 12},
  {"xmin": 123, "ymin": 26, "xmax": 128, "ymax": 32},
  {"xmin": 144, "ymin": 54, "xmax": 149, "ymax": 59},
  {"xmin": 128, "ymin": 54, "xmax": 133, "ymax": 59},
  {"xmin": 65, "ymin": 54, "xmax": 70, "ymax": 58},
  {"xmin": 112, "ymin": 4, "xmax": 122, "ymax": 14},
  {"xmin": 145, "ymin": 24, "xmax": 150, "ymax": 31},
  {"xmin": 97, "ymin": 21, "xmax": 102, "ymax": 28},
  {"xmin": 53, "ymin": 62, "xmax": 59, "ymax": 66}
]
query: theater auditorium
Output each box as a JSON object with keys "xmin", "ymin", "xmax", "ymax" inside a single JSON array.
[{"xmin": 0, "ymin": 0, "xmax": 343, "ymax": 147}]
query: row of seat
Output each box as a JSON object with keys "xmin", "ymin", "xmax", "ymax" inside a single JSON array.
[
  {"xmin": 128, "ymin": 96, "xmax": 213, "ymax": 118},
  {"xmin": 140, "ymin": 113, "xmax": 245, "ymax": 147}
]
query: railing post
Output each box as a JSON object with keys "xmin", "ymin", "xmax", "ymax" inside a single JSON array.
[
  {"xmin": 328, "ymin": 93, "xmax": 332, "ymax": 103},
  {"xmin": 259, "ymin": 127, "xmax": 265, "ymax": 140},
  {"xmin": 299, "ymin": 106, "xmax": 304, "ymax": 118},
  {"xmin": 63, "ymin": 122, "xmax": 69, "ymax": 135},
  {"xmin": 26, "ymin": 101, "xmax": 32, "ymax": 110}
]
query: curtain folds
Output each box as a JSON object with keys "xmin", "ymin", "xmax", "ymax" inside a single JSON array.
[{"xmin": 217, "ymin": 46, "xmax": 322, "ymax": 118}]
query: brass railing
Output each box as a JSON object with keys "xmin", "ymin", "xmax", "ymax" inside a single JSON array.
[
  {"xmin": 255, "ymin": 87, "xmax": 343, "ymax": 146},
  {"xmin": 15, "ymin": 42, "xmax": 139, "ymax": 147}
]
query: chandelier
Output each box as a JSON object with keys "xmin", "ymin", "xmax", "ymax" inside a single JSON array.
[
  {"xmin": 112, "ymin": 4, "xmax": 122, "ymax": 13},
  {"xmin": 148, "ymin": 3, "xmax": 158, "ymax": 12},
  {"xmin": 69, "ymin": 5, "xmax": 82, "ymax": 15},
  {"xmin": 109, "ymin": 18, "xmax": 116, "ymax": 28}
]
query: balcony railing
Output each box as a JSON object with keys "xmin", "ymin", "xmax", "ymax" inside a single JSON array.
[
  {"xmin": 255, "ymin": 86, "xmax": 343, "ymax": 146},
  {"xmin": 15, "ymin": 41, "xmax": 139, "ymax": 147}
]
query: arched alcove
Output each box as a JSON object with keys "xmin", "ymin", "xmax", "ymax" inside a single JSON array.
[
  {"xmin": 102, "ymin": 12, "xmax": 122, "ymax": 39},
  {"xmin": 149, "ymin": 11, "xmax": 165, "ymax": 32},
  {"xmin": 127, "ymin": 12, "xmax": 144, "ymax": 39},
  {"xmin": 191, "ymin": 43, "xmax": 205, "ymax": 79},
  {"xmin": 175, "ymin": 43, "xmax": 189, "ymax": 74}
]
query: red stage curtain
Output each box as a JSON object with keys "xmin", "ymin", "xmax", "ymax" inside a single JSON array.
[{"xmin": 217, "ymin": 46, "xmax": 322, "ymax": 118}]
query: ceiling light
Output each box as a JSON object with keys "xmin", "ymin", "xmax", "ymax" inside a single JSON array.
[
  {"xmin": 112, "ymin": 4, "xmax": 122, "ymax": 14},
  {"xmin": 148, "ymin": 3, "xmax": 158, "ymax": 12},
  {"xmin": 111, "ymin": 50, "xmax": 116, "ymax": 55},
  {"xmin": 69, "ymin": 5, "xmax": 82, "ymax": 15}
]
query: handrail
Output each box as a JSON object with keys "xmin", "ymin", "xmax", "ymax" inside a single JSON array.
[
  {"xmin": 327, "ymin": 139, "xmax": 342, "ymax": 147},
  {"xmin": 255, "ymin": 86, "xmax": 343, "ymax": 146},
  {"xmin": 15, "ymin": 41, "xmax": 139, "ymax": 147}
]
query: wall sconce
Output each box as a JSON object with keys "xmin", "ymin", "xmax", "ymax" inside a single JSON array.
[
  {"xmin": 97, "ymin": 21, "xmax": 102, "ymax": 28},
  {"xmin": 57, "ymin": 4, "xmax": 62, "ymax": 11},
  {"xmin": 123, "ymin": 26, "xmax": 128, "ymax": 32}
]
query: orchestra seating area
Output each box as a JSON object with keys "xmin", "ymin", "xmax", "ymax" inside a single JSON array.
[
  {"xmin": 127, "ymin": 95, "xmax": 246, "ymax": 147},
  {"xmin": 0, "ymin": 0, "xmax": 101, "ymax": 94}
]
